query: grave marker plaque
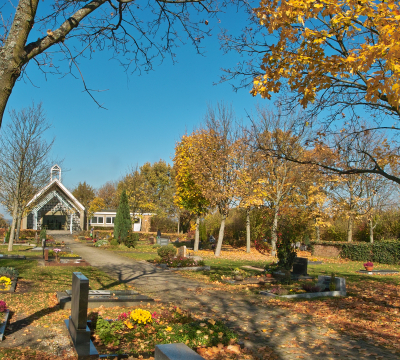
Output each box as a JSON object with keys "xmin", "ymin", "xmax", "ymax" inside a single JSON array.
[
  {"xmin": 292, "ymin": 257, "xmax": 308, "ymax": 276},
  {"xmin": 177, "ymin": 246, "xmax": 187, "ymax": 258},
  {"xmin": 159, "ymin": 237, "xmax": 169, "ymax": 246}
]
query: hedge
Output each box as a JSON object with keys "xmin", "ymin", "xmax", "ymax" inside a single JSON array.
[
  {"xmin": 309, "ymin": 240, "xmax": 400, "ymax": 265},
  {"xmin": 340, "ymin": 241, "xmax": 400, "ymax": 265}
]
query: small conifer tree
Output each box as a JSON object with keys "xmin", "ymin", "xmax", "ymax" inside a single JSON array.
[{"xmin": 114, "ymin": 190, "xmax": 132, "ymax": 243}]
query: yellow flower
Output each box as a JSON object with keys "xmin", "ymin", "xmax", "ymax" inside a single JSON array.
[
  {"xmin": 124, "ymin": 320, "xmax": 133, "ymax": 329},
  {"xmin": 0, "ymin": 276, "xmax": 11, "ymax": 291},
  {"xmin": 166, "ymin": 326, "xmax": 172, "ymax": 332},
  {"xmin": 130, "ymin": 308, "xmax": 152, "ymax": 325}
]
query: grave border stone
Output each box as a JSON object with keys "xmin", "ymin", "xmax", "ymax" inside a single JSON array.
[{"xmin": 0, "ymin": 310, "xmax": 10, "ymax": 341}]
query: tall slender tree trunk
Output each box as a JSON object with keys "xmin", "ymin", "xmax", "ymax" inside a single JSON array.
[
  {"xmin": 369, "ymin": 218, "xmax": 374, "ymax": 243},
  {"xmin": 15, "ymin": 211, "xmax": 23, "ymax": 241},
  {"xmin": 271, "ymin": 206, "xmax": 279, "ymax": 251},
  {"xmin": 194, "ymin": 215, "xmax": 200, "ymax": 252},
  {"xmin": 347, "ymin": 214, "xmax": 353, "ymax": 242},
  {"xmin": 315, "ymin": 218, "xmax": 320, "ymax": 242},
  {"xmin": 215, "ymin": 213, "xmax": 227, "ymax": 257},
  {"xmin": 177, "ymin": 214, "xmax": 180, "ymax": 234},
  {"xmin": 246, "ymin": 207, "xmax": 251, "ymax": 253},
  {"xmin": 8, "ymin": 200, "xmax": 19, "ymax": 251}
]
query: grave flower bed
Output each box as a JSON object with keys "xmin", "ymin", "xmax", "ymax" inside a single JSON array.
[
  {"xmin": 165, "ymin": 257, "xmax": 205, "ymax": 268},
  {"xmin": 48, "ymin": 250, "xmax": 80, "ymax": 258},
  {"xmin": 91, "ymin": 305, "xmax": 239, "ymax": 358},
  {"xmin": 0, "ymin": 267, "xmax": 18, "ymax": 293}
]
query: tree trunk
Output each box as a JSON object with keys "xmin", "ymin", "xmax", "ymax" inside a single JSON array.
[
  {"xmin": 177, "ymin": 215, "xmax": 180, "ymax": 235},
  {"xmin": 8, "ymin": 201, "xmax": 19, "ymax": 251},
  {"xmin": 194, "ymin": 215, "xmax": 200, "ymax": 252},
  {"xmin": 0, "ymin": 0, "xmax": 40, "ymax": 127},
  {"xmin": 214, "ymin": 213, "xmax": 226, "ymax": 257},
  {"xmin": 315, "ymin": 218, "xmax": 320, "ymax": 242},
  {"xmin": 369, "ymin": 218, "xmax": 374, "ymax": 244},
  {"xmin": 246, "ymin": 207, "xmax": 251, "ymax": 253},
  {"xmin": 347, "ymin": 214, "xmax": 353, "ymax": 242},
  {"xmin": 271, "ymin": 206, "xmax": 279, "ymax": 251},
  {"xmin": 15, "ymin": 211, "xmax": 23, "ymax": 244}
]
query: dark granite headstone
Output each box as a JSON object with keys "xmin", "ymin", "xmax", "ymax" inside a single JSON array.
[
  {"xmin": 42, "ymin": 239, "xmax": 46, "ymax": 259},
  {"xmin": 66, "ymin": 272, "xmax": 98, "ymax": 358},
  {"xmin": 292, "ymin": 257, "xmax": 308, "ymax": 276}
]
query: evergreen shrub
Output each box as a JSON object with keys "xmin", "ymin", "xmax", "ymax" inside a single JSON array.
[
  {"xmin": 114, "ymin": 190, "xmax": 132, "ymax": 243},
  {"xmin": 157, "ymin": 245, "xmax": 177, "ymax": 261},
  {"xmin": 124, "ymin": 232, "xmax": 139, "ymax": 248}
]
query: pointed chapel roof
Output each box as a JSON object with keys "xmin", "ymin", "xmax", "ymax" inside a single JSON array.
[{"xmin": 26, "ymin": 178, "xmax": 85, "ymax": 211}]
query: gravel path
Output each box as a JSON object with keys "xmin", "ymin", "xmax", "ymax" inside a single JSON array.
[{"xmin": 58, "ymin": 234, "xmax": 399, "ymax": 360}]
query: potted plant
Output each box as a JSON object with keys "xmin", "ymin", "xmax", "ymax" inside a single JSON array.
[{"xmin": 364, "ymin": 261, "xmax": 373, "ymax": 271}]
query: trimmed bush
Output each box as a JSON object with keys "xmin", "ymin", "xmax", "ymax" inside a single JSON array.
[
  {"xmin": 124, "ymin": 232, "xmax": 139, "ymax": 248},
  {"xmin": 110, "ymin": 239, "xmax": 119, "ymax": 246},
  {"xmin": 39, "ymin": 228, "xmax": 46, "ymax": 241},
  {"xmin": 157, "ymin": 244, "xmax": 177, "ymax": 261}
]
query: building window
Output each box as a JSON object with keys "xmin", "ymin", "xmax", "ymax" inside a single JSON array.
[
  {"xmin": 97, "ymin": 216, "xmax": 104, "ymax": 224},
  {"xmin": 112, "ymin": 217, "xmax": 115, "ymax": 224},
  {"xmin": 91, "ymin": 217, "xmax": 98, "ymax": 224},
  {"xmin": 106, "ymin": 217, "xmax": 112, "ymax": 224}
]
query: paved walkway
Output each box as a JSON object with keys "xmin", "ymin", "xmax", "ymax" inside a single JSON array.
[{"xmin": 59, "ymin": 234, "xmax": 399, "ymax": 360}]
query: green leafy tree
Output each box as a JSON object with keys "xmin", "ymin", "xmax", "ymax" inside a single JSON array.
[
  {"xmin": 114, "ymin": 190, "xmax": 132, "ymax": 243},
  {"xmin": 72, "ymin": 182, "xmax": 95, "ymax": 211}
]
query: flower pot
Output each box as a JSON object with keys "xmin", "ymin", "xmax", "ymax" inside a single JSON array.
[
  {"xmin": 266, "ymin": 273, "xmax": 273, "ymax": 278},
  {"xmin": 365, "ymin": 266, "xmax": 373, "ymax": 271}
]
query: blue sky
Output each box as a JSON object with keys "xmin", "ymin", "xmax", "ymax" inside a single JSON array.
[{"xmin": 0, "ymin": 1, "xmax": 267, "ymax": 217}]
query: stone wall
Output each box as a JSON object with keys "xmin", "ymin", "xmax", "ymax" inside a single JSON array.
[{"xmin": 312, "ymin": 244, "xmax": 342, "ymax": 258}]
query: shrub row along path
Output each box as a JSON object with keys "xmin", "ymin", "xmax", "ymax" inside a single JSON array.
[{"xmin": 59, "ymin": 234, "xmax": 398, "ymax": 360}]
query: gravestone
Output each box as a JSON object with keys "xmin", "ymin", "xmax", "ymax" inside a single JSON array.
[
  {"xmin": 292, "ymin": 257, "xmax": 308, "ymax": 276},
  {"xmin": 157, "ymin": 237, "xmax": 169, "ymax": 246},
  {"xmin": 149, "ymin": 237, "xmax": 155, "ymax": 245},
  {"xmin": 65, "ymin": 272, "xmax": 98, "ymax": 358},
  {"xmin": 42, "ymin": 239, "xmax": 46, "ymax": 259},
  {"xmin": 155, "ymin": 343, "xmax": 205, "ymax": 360},
  {"xmin": 177, "ymin": 246, "xmax": 187, "ymax": 258},
  {"xmin": 316, "ymin": 275, "xmax": 346, "ymax": 294},
  {"xmin": 295, "ymin": 242, "xmax": 301, "ymax": 248}
]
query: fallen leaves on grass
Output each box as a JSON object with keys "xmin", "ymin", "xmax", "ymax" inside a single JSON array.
[{"xmin": 265, "ymin": 280, "xmax": 400, "ymax": 351}]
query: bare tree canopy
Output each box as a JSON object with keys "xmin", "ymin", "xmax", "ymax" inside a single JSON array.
[
  {"xmin": 0, "ymin": 102, "xmax": 54, "ymax": 250},
  {"xmin": 0, "ymin": 0, "xmax": 249, "ymax": 128}
]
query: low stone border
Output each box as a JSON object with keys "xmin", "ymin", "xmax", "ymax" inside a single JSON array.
[
  {"xmin": 0, "ymin": 277, "xmax": 17, "ymax": 293},
  {"xmin": 0, "ymin": 254, "xmax": 26, "ymax": 260},
  {"xmin": 0, "ymin": 310, "xmax": 10, "ymax": 341},
  {"xmin": 57, "ymin": 290, "xmax": 154, "ymax": 309},
  {"xmin": 260, "ymin": 290, "xmax": 346, "ymax": 299},
  {"xmin": 356, "ymin": 269, "xmax": 399, "ymax": 275},
  {"xmin": 47, "ymin": 256, "xmax": 82, "ymax": 260},
  {"xmin": 168, "ymin": 266, "xmax": 210, "ymax": 271},
  {"xmin": 308, "ymin": 261, "xmax": 323, "ymax": 265}
]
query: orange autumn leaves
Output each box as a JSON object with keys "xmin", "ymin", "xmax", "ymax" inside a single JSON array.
[
  {"xmin": 266, "ymin": 280, "xmax": 400, "ymax": 351},
  {"xmin": 252, "ymin": 0, "xmax": 400, "ymax": 114}
]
